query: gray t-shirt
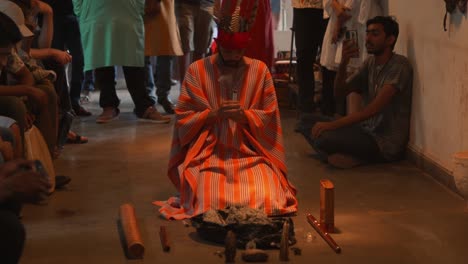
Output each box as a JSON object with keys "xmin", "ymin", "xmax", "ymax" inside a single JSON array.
[{"xmin": 347, "ymin": 54, "xmax": 413, "ymax": 160}]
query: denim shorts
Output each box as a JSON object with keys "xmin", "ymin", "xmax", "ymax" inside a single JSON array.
[{"xmin": 0, "ymin": 116, "xmax": 15, "ymax": 128}]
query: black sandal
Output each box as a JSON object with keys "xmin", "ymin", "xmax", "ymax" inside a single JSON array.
[{"xmin": 66, "ymin": 134, "xmax": 88, "ymax": 144}]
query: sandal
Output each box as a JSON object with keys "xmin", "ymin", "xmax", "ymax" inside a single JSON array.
[{"xmin": 66, "ymin": 132, "xmax": 88, "ymax": 144}]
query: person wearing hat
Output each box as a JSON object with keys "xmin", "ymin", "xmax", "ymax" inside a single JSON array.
[
  {"xmin": 0, "ymin": 0, "xmax": 59, "ymax": 158},
  {"xmin": 0, "ymin": 11, "xmax": 51, "ymax": 264},
  {"xmin": 154, "ymin": 0, "xmax": 298, "ymax": 220}
]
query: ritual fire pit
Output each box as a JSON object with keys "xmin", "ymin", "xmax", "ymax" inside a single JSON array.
[{"xmin": 191, "ymin": 206, "xmax": 296, "ymax": 249}]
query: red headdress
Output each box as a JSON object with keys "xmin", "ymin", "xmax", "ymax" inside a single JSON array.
[{"xmin": 214, "ymin": 0, "xmax": 259, "ymax": 50}]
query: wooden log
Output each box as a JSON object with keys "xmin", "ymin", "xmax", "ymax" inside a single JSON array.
[
  {"xmin": 225, "ymin": 230, "xmax": 236, "ymax": 263},
  {"xmin": 279, "ymin": 220, "xmax": 289, "ymax": 261},
  {"xmin": 119, "ymin": 203, "xmax": 145, "ymax": 258},
  {"xmin": 159, "ymin": 226, "xmax": 170, "ymax": 252},
  {"xmin": 242, "ymin": 249, "xmax": 269, "ymax": 262},
  {"xmin": 320, "ymin": 179, "xmax": 335, "ymax": 233}
]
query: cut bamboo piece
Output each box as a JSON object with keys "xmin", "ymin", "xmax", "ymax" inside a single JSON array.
[
  {"xmin": 160, "ymin": 226, "xmax": 170, "ymax": 252},
  {"xmin": 119, "ymin": 203, "xmax": 145, "ymax": 258},
  {"xmin": 279, "ymin": 220, "xmax": 289, "ymax": 261},
  {"xmin": 307, "ymin": 213, "xmax": 341, "ymax": 254},
  {"xmin": 320, "ymin": 179, "xmax": 335, "ymax": 233}
]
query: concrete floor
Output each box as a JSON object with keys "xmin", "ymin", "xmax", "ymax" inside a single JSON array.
[{"xmin": 20, "ymin": 85, "xmax": 468, "ymax": 264}]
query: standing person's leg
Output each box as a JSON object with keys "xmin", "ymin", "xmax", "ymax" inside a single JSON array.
[
  {"xmin": 122, "ymin": 66, "xmax": 170, "ymax": 123},
  {"xmin": 144, "ymin": 56, "xmax": 157, "ymax": 102},
  {"xmin": 42, "ymin": 59, "xmax": 73, "ymax": 115},
  {"xmin": 322, "ymin": 67, "xmax": 346, "ymax": 116},
  {"xmin": 294, "ymin": 8, "xmax": 319, "ymax": 114},
  {"xmin": 95, "ymin": 67, "xmax": 120, "ymax": 123},
  {"xmin": 155, "ymin": 56, "xmax": 175, "ymax": 114},
  {"xmin": 193, "ymin": 3, "xmax": 213, "ymax": 61},
  {"xmin": 82, "ymin": 70, "xmax": 95, "ymax": 92},
  {"xmin": 64, "ymin": 16, "xmax": 90, "ymax": 116},
  {"xmin": 176, "ymin": 3, "xmax": 195, "ymax": 82},
  {"xmin": 42, "ymin": 59, "xmax": 76, "ymax": 150},
  {"xmin": 270, "ymin": 0, "xmax": 281, "ymax": 30},
  {"xmin": 321, "ymin": 67, "xmax": 336, "ymax": 116}
]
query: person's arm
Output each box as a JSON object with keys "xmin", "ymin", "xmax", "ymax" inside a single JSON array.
[
  {"xmin": 334, "ymin": 40, "xmax": 365, "ymax": 98},
  {"xmin": 29, "ymin": 48, "xmax": 72, "ymax": 65},
  {"xmin": 217, "ymin": 101, "xmax": 248, "ymax": 124},
  {"xmin": 7, "ymin": 51, "xmax": 34, "ymax": 85},
  {"xmin": 12, "ymin": 66, "xmax": 35, "ymax": 86},
  {"xmin": 312, "ymin": 84, "xmax": 398, "ymax": 138},
  {"xmin": 0, "ymin": 85, "xmax": 48, "ymax": 107},
  {"xmin": 0, "ymin": 159, "xmax": 50, "ymax": 203},
  {"xmin": 145, "ymin": 0, "xmax": 161, "ymax": 18},
  {"xmin": 31, "ymin": 0, "xmax": 54, "ymax": 49}
]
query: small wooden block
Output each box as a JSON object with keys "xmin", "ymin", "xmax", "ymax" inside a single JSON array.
[{"xmin": 320, "ymin": 179, "xmax": 335, "ymax": 233}]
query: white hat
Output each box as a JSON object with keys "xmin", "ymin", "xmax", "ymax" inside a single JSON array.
[{"xmin": 0, "ymin": 1, "xmax": 34, "ymax": 37}]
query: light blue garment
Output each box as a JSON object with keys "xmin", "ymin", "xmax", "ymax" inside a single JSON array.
[{"xmin": 73, "ymin": 0, "xmax": 145, "ymax": 71}]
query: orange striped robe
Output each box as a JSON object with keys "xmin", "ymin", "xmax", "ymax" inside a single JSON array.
[{"xmin": 154, "ymin": 56, "xmax": 298, "ymax": 220}]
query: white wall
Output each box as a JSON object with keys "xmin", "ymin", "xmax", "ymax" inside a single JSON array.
[
  {"xmin": 273, "ymin": 0, "xmax": 294, "ymax": 54},
  {"xmin": 389, "ymin": 0, "xmax": 468, "ymax": 170}
]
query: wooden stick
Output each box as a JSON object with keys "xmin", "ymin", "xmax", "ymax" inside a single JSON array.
[
  {"xmin": 225, "ymin": 230, "xmax": 237, "ymax": 263},
  {"xmin": 160, "ymin": 226, "xmax": 170, "ymax": 252},
  {"xmin": 307, "ymin": 213, "xmax": 341, "ymax": 254},
  {"xmin": 320, "ymin": 179, "xmax": 335, "ymax": 233},
  {"xmin": 279, "ymin": 220, "xmax": 289, "ymax": 261},
  {"xmin": 119, "ymin": 203, "xmax": 145, "ymax": 258}
]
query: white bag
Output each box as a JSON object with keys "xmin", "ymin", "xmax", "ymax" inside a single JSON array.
[{"xmin": 24, "ymin": 125, "xmax": 55, "ymax": 193}]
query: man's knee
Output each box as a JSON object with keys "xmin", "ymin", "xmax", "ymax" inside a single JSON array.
[{"xmin": 314, "ymin": 132, "xmax": 337, "ymax": 154}]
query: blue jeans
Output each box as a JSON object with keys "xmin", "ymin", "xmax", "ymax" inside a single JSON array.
[
  {"xmin": 145, "ymin": 56, "xmax": 173, "ymax": 101},
  {"xmin": 83, "ymin": 70, "xmax": 95, "ymax": 91}
]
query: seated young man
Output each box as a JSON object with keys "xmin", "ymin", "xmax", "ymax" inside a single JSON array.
[
  {"xmin": 297, "ymin": 16, "xmax": 413, "ymax": 169},
  {"xmin": 155, "ymin": 0, "xmax": 298, "ymax": 220}
]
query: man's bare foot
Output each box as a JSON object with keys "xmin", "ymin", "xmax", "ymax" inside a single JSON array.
[{"xmin": 327, "ymin": 153, "xmax": 363, "ymax": 169}]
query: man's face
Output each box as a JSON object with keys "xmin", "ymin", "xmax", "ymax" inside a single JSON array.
[
  {"xmin": 218, "ymin": 46, "xmax": 245, "ymax": 67},
  {"xmin": 365, "ymin": 23, "xmax": 394, "ymax": 55},
  {"xmin": 0, "ymin": 45, "xmax": 13, "ymax": 69}
]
